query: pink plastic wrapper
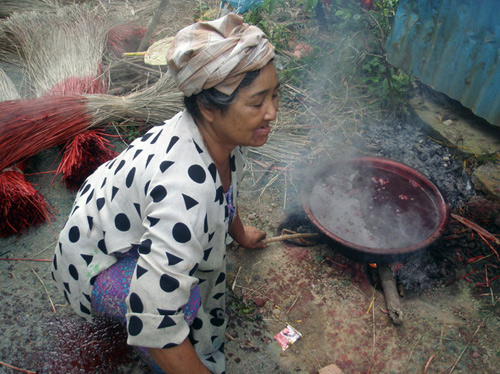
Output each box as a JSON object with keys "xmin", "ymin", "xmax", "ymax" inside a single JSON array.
[{"xmin": 274, "ymin": 325, "xmax": 302, "ymax": 351}]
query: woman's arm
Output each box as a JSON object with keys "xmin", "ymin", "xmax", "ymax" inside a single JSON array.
[
  {"xmin": 229, "ymin": 209, "xmax": 267, "ymax": 249},
  {"xmin": 147, "ymin": 338, "xmax": 211, "ymax": 374}
]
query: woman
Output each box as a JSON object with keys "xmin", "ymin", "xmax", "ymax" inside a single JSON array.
[{"xmin": 51, "ymin": 13, "xmax": 279, "ymax": 374}]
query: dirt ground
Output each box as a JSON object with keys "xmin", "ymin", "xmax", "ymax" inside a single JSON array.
[
  {"xmin": 1, "ymin": 1, "xmax": 499, "ymax": 373},
  {"xmin": 0, "ymin": 143, "xmax": 499, "ymax": 374}
]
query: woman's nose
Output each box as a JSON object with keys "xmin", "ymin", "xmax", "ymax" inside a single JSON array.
[{"xmin": 264, "ymin": 98, "xmax": 278, "ymax": 121}]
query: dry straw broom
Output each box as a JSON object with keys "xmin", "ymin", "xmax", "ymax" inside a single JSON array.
[
  {"xmin": 0, "ymin": 72, "xmax": 183, "ymax": 237},
  {"xmin": 0, "ymin": 0, "xmax": 61, "ymax": 18},
  {"xmin": 0, "ymin": 163, "xmax": 54, "ymax": 238},
  {"xmin": 0, "ymin": 4, "xmax": 113, "ymax": 236},
  {"xmin": 0, "ymin": 67, "xmax": 20, "ymax": 101},
  {"xmin": 0, "ymin": 71, "xmax": 53, "ymax": 238},
  {"xmin": 0, "ymin": 4, "xmax": 127, "ymax": 188},
  {"xmin": 0, "ymin": 5, "xmax": 112, "ymax": 97},
  {"xmin": 0, "ymin": 72, "xmax": 183, "ymax": 172},
  {"xmin": 56, "ymin": 129, "xmax": 118, "ymax": 190}
]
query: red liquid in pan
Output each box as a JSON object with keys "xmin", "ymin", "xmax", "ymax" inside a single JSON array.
[{"xmin": 309, "ymin": 167, "xmax": 441, "ymax": 249}]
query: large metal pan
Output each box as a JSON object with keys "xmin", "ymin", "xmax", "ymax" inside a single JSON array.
[{"xmin": 302, "ymin": 157, "xmax": 449, "ymax": 263}]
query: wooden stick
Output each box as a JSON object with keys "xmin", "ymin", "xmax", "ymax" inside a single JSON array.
[
  {"xmin": 263, "ymin": 233, "xmax": 319, "ymax": 244},
  {"xmin": 448, "ymin": 318, "xmax": 485, "ymax": 373},
  {"xmin": 231, "ymin": 265, "xmax": 242, "ymax": 292},
  {"xmin": 285, "ymin": 294, "xmax": 300, "ymax": 315},
  {"xmin": 0, "ymin": 258, "xmax": 51, "ymax": 262},
  {"xmin": 252, "ymin": 161, "xmax": 275, "ymax": 187},
  {"xmin": 32, "ymin": 269, "xmax": 56, "ymax": 313},
  {"xmin": 451, "ymin": 213, "xmax": 500, "ymax": 245},
  {"xmin": 137, "ymin": 0, "xmax": 170, "ymax": 52},
  {"xmin": 477, "ymin": 232, "xmax": 500, "ymax": 260},
  {"xmin": 0, "ymin": 361, "xmax": 36, "ymax": 374},
  {"xmin": 378, "ymin": 264, "xmax": 403, "ymax": 325}
]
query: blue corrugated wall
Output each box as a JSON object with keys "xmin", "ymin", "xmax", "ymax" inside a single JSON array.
[{"xmin": 386, "ymin": 0, "xmax": 500, "ymax": 126}]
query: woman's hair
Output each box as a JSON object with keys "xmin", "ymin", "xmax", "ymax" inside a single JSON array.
[{"xmin": 184, "ymin": 69, "xmax": 261, "ymax": 121}]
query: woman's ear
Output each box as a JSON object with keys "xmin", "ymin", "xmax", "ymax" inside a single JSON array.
[{"xmin": 199, "ymin": 105, "xmax": 215, "ymax": 124}]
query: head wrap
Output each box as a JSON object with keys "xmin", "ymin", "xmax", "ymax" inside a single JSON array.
[{"xmin": 166, "ymin": 13, "xmax": 275, "ymax": 97}]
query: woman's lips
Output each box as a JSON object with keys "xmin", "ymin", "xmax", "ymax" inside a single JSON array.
[{"xmin": 254, "ymin": 124, "xmax": 271, "ymax": 138}]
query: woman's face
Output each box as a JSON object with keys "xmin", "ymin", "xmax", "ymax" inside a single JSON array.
[{"xmin": 207, "ymin": 62, "xmax": 279, "ymax": 150}]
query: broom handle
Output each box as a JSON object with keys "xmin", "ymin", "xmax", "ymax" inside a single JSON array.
[
  {"xmin": 137, "ymin": 0, "xmax": 170, "ymax": 52},
  {"xmin": 263, "ymin": 233, "xmax": 319, "ymax": 244}
]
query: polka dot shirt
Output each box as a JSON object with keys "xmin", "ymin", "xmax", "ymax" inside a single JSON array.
[{"xmin": 51, "ymin": 110, "xmax": 246, "ymax": 374}]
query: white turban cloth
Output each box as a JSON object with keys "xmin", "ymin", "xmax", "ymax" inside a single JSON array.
[{"xmin": 166, "ymin": 13, "xmax": 275, "ymax": 97}]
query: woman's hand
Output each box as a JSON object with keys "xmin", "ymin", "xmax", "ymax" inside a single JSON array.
[
  {"xmin": 147, "ymin": 338, "xmax": 211, "ymax": 374},
  {"xmin": 229, "ymin": 212, "xmax": 267, "ymax": 249},
  {"xmin": 238, "ymin": 225, "xmax": 267, "ymax": 249}
]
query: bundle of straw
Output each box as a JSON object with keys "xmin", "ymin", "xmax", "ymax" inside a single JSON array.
[
  {"xmin": 0, "ymin": 4, "xmax": 123, "ymax": 190},
  {"xmin": 0, "ymin": 68, "xmax": 54, "ymax": 237},
  {"xmin": 0, "ymin": 5, "xmax": 112, "ymax": 97},
  {"xmin": 107, "ymin": 22, "xmax": 147, "ymax": 58},
  {"xmin": 56, "ymin": 130, "xmax": 118, "ymax": 190},
  {"xmin": 0, "ymin": 96, "xmax": 92, "ymax": 171},
  {"xmin": 0, "ymin": 165, "xmax": 53, "ymax": 238},
  {"xmin": 0, "ymin": 0, "xmax": 61, "ymax": 18},
  {"xmin": 0, "ymin": 73, "xmax": 182, "ymax": 237},
  {"xmin": 0, "ymin": 73, "xmax": 183, "ymax": 172},
  {"xmin": 0, "ymin": 68, "xmax": 20, "ymax": 101},
  {"xmin": 87, "ymin": 72, "xmax": 184, "ymax": 125}
]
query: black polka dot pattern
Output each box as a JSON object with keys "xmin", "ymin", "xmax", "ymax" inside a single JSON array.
[
  {"xmin": 69, "ymin": 265, "xmax": 79, "ymax": 280},
  {"xmin": 182, "ymin": 194, "xmax": 198, "ymax": 210},
  {"xmin": 114, "ymin": 160, "xmax": 126, "ymax": 175},
  {"xmin": 166, "ymin": 252, "xmax": 183, "ymax": 265},
  {"xmin": 188, "ymin": 165, "xmax": 206, "ymax": 184},
  {"xmin": 208, "ymin": 163, "xmax": 217, "ymax": 183},
  {"xmin": 150, "ymin": 185, "xmax": 167, "ymax": 202},
  {"xmin": 96, "ymin": 198, "xmax": 105, "ymax": 211},
  {"xmin": 172, "ymin": 222, "xmax": 191, "ymax": 243},
  {"xmin": 141, "ymin": 132, "xmax": 153, "ymax": 142},
  {"xmin": 150, "ymin": 130, "xmax": 162, "ymax": 145},
  {"xmin": 193, "ymin": 140, "xmax": 204, "ymax": 153},
  {"xmin": 85, "ymin": 190, "xmax": 94, "ymax": 204},
  {"xmin": 114, "ymin": 213, "xmax": 130, "ymax": 231},
  {"xmin": 160, "ymin": 161, "xmax": 174, "ymax": 173},
  {"xmin": 111, "ymin": 186, "xmax": 119, "ymax": 201},
  {"xmin": 68, "ymin": 226, "xmax": 80, "ymax": 243},
  {"xmin": 81, "ymin": 254, "xmax": 93, "ymax": 266},
  {"xmin": 139, "ymin": 239, "xmax": 152, "ymax": 255},
  {"xmin": 129, "ymin": 293, "xmax": 144, "ymax": 313},
  {"xmin": 50, "ymin": 114, "xmax": 247, "ymax": 373},
  {"xmin": 158, "ymin": 315, "xmax": 176, "ymax": 328},
  {"xmin": 166, "ymin": 136, "xmax": 179, "ymax": 153},
  {"xmin": 128, "ymin": 316, "xmax": 143, "ymax": 336},
  {"xmin": 159, "ymin": 273, "xmax": 180, "ymax": 293},
  {"xmin": 97, "ymin": 239, "xmax": 107, "ymax": 254},
  {"xmin": 145, "ymin": 154, "xmax": 154, "ymax": 168},
  {"xmin": 80, "ymin": 183, "xmax": 91, "ymax": 196},
  {"xmin": 126, "ymin": 168, "xmax": 136, "ymax": 187}
]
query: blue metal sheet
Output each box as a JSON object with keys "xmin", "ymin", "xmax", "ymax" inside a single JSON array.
[{"xmin": 386, "ymin": 0, "xmax": 500, "ymax": 126}]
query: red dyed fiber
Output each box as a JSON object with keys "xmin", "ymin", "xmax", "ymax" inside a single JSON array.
[
  {"xmin": 0, "ymin": 169, "xmax": 53, "ymax": 238},
  {"xmin": 0, "ymin": 96, "xmax": 93, "ymax": 171},
  {"xmin": 57, "ymin": 129, "xmax": 118, "ymax": 190},
  {"xmin": 107, "ymin": 22, "xmax": 146, "ymax": 56},
  {"xmin": 46, "ymin": 76, "xmax": 108, "ymax": 96}
]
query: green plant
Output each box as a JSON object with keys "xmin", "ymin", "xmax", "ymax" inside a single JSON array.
[
  {"xmin": 360, "ymin": 56, "xmax": 412, "ymax": 113},
  {"xmin": 262, "ymin": 0, "xmax": 287, "ymax": 13},
  {"xmin": 243, "ymin": 7, "xmax": 293, "ymax": 50}
]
